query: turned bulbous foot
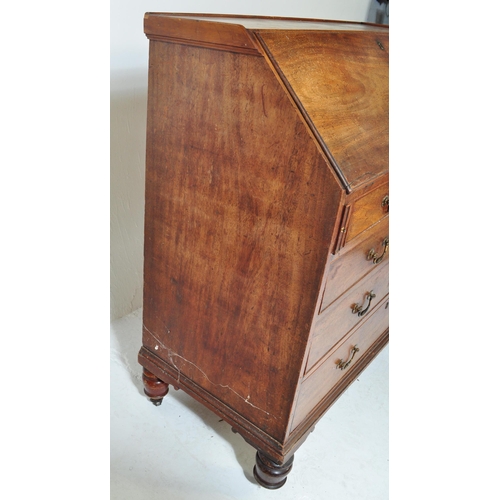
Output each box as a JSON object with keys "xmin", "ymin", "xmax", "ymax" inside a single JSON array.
[
  {"xmin": 253, "ymin": 451, "xmax": 294, "ymax": 489},
  {"xmin": 142, "ymin": 368, "xmax": 169, "ymax": 405}
]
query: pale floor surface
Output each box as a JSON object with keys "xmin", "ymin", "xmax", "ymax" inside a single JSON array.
[{"xmin": 111, "ymin": 309, "xmax": 389, "ymax": 500}]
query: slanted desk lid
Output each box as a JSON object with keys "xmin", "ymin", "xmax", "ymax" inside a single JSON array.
[{"xmin": 257, "ymin": 30, "xmax": 389, "ymax": 192}]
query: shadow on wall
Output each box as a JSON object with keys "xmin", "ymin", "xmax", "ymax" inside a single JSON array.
[{"xmin": 110, "ymin": 68, "xmax": 148, "ymax": 321}]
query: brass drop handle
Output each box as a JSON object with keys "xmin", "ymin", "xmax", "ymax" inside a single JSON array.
[
  {"xmin": 367, "ymin": 237, "xmax": 389, "ymax": 264},
  {"xmin": 351, "ymin": 291, "xmax": 376, "ymax": 317},
  {"xmin": 381, "ymin": 195, "xmax": 389, "ymax": 212},
  {"xmin": 336, "ymin": 345, "xmax": 360, "ymax": 371}
]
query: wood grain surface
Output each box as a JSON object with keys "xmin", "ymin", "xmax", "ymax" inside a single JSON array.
[
  {"xmin": 144, "ymin": 14, "xmax": 262, "ymax": 55},
  {"xmin": 258, "ymin": 30, "xmax": 389, "ymax": 191},
  {"xmin": 142, "ymin": 40, "xmax": 343, "ymax": 441}
]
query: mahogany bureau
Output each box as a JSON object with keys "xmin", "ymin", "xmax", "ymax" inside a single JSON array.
[{"xmin": 138, "ymin": 13, "xmax": 389, "ymax": 489}]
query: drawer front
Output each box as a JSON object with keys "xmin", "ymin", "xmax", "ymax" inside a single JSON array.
[
  {"xmin": 309, "ymin": 259, "xmax": 388, "ymax": 372},
  {"xmin": 321, "ymin": 215, "xmax": 389, "ymax": 313},
  {"xmin": 345, "ymin": 183, "xmax": 389, "ymax": 244},
  {"xmin": 291, "ymin": 297, "xmax": 389, "ymax": 432}
]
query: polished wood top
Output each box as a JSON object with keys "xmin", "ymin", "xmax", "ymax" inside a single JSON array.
[{"xmin": 145, "ymin": 13, "xmax": 389, "ymax": 32}]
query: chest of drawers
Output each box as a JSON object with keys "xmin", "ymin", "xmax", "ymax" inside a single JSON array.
[{"xmin": 137, "ymin": 13, "xmax": 389, "ymax": 489}]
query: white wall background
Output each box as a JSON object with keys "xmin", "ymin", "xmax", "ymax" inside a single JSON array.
[{"xmin": 110, "ymin": 0, "xmax": 377, "ymax": 321}]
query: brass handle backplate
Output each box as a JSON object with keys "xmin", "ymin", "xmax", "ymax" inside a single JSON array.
[
  {"xmin": 351, "ymin": 291, "xmax": 376, "ymax": 317},
  {"xmin": 337, "ymin": 345, "xmax": 360, "ymax": 370},
  {"xmin": 367, "ymin": 237, "xmax": 389, "ymax": 264},
  {"xmin": 381, "ymin": 195, "xmax": 389, "ymax": 212}
]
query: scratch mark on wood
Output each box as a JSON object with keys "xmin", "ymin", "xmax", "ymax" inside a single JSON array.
[
  {"xmin": 167, "ymin": 348, "xmax": 275, "ymax": 418},
  {"xmin": 143, "ymin": 323, "xmax": 169, "ymax": 350},
  {"xmin": 261, "ymin": 84, "xmax": 268, "ymax": 117}
]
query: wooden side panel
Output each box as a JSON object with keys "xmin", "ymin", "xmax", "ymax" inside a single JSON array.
[
  {"xmin": 142, "ymin": 40, "xmax": 342, "ymax": 442},
  {"xmin": 258, "ymin": 30, "xmax": 389, "ymax": 191}
]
